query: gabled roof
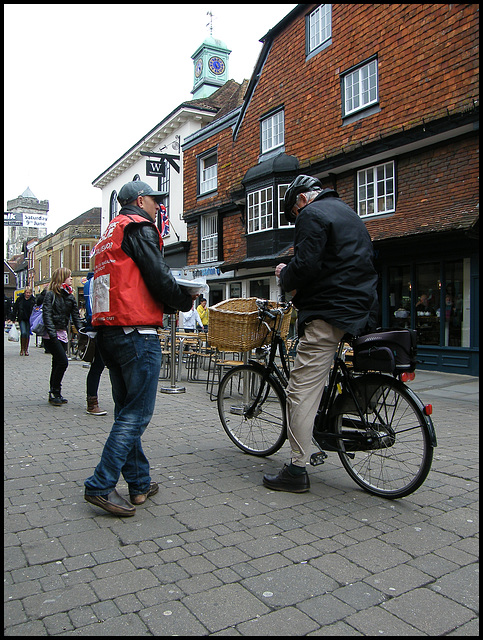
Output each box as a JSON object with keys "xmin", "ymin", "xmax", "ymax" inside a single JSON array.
[
  {"xmin": 52, "ymin": 207, "xmax": 102, "ymax": 235},
  {"xmin": 92, "ymin": 81, "xmax": 247, "ymax": 189}
]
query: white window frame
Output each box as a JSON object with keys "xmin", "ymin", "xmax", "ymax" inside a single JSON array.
[
  {"xmin": 247, "ymin": 187, "xmax": 273, "ymax": 234},
  {"xmin": 308, "ymin": 4, "xmax": 332, "ymax": 53},
  {"xmin": 200, "ymin": 154, "xmax": 217, "ymax": 195},
  {"xmin": 48, "ymin": 255, "xmax": 52, "ymax": 279},
  {"xmin": 357, "ymin": 161, "xmax": 395, "ymax": 218},
  {"xmin": 200, "ymin": 213, "xmax": 218, "ymax": 263},
  {"xmin": 261, "ymin": 110, "xmax": 284, "ymax": 154},
  {"xmin": 343, "ymin": 58, "xmax": 378, "ymax": 117},
  {"xmin": 80, "ymin": 243, "xmax": 91, "ymax": 270},
  {"xmin": 278, "ymin": 184, "xmax": 292, "ymax": 227}
]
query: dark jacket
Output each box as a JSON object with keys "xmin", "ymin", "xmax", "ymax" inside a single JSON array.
[
  {"xmin": 280, "ymin": 189, "xmax": 379, "ymax": 337},
  {"xmin": 42, "ymin": 288, "xmax": 84, "ymax": 340},
  {"xmin": 13, "ymin": 293, "xmax": 36, "ymax": 322},
  {"xmin": 119, "ymin": 205, "xmax": 193, "ymax": 314}
]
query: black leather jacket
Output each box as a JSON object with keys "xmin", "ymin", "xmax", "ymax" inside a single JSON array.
[
  {"xmin": 280, "ymin": 189, "xmax": 379, "ymax": 337},
  {"xmin": 119, "ymin": 205, "xmax": 193, "ymax": 314},
  {"xmin": 42, "ymin": 289, "xmax": 84, "ymax": 339}
]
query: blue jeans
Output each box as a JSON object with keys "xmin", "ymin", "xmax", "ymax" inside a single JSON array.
[
  {"xmin": 84, "ymin": 327, "xmax": 161, "ymax": 497},
  {"xmin": 19, "ymin": 320, "xmax": 30, "ymax": 338}
]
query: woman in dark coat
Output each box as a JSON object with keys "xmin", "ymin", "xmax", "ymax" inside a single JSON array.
[
  {"xmin": 42, "ymin": 267, "xmax": 84, "ymax": 406},
  {"xmin": 12, "ymin": 286, "xmax": 36, "ymax": 355}
]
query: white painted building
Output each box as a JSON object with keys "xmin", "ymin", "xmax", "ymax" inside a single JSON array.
[{"xmin": 91, "ymin": 35, "xmax": 236, "ymax": 272}]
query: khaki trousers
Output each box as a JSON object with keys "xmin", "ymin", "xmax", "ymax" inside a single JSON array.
[{"xmin": 286, "ymin": 319, "xmax": 345, "ymax": 467}]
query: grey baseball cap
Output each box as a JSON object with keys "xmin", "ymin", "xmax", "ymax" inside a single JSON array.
[{"xmin": 117, "ymin": 181, "xmax": 164, "ymax": 206}]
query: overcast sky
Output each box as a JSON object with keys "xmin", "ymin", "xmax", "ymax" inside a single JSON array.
[{"xmin": 4, "ymin": 3, "xmax": 296, "ymax": 235}]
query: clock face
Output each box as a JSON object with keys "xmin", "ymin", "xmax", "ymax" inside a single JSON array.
[
  {"xmin": 195, "ymin": 58, "xmax": 203, "ymax": 78},
  {"xmin": 208, "ymin": 56, "xmax": 225, "ymax": 75}
]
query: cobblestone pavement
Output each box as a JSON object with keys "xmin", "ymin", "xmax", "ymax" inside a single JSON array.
[{"xmin": 4, "ymin": 333, "xmax": 479, "ymax": 635}]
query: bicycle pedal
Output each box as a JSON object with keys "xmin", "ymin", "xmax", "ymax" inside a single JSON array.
[{"xmin": 310, "ymin": 451, "xmax": 328, "ymax": 466}]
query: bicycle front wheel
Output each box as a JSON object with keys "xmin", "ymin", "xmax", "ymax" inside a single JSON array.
[
  {"xmin": 335, "ymin": 375, "xmax": 434, "ymax": 498},
  {"xmin": 217, "ymin": 364, "xmax": 287, "ymax": 456}
]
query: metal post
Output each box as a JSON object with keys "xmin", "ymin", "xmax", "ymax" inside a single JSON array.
[{"xmin": 159, "ymin": 314, "xmax": 186, "ymax": 394}]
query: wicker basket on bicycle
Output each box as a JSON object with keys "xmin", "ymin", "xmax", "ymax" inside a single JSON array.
[{"xmin": 208, "ymin": 298, "xmax": 292, "ymax": 352}]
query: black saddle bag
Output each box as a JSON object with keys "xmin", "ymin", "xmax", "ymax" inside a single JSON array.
[{"xmin": 352, "ymin": 328, "xmax": 417, "ymax": 374}]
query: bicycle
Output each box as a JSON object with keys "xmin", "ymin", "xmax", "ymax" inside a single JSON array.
[{"xmin": 217, "ymin": 298, "xmax": 437, "ymax": 499}]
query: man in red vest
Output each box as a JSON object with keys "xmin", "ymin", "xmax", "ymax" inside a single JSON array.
[{"xmin": 84, "ymin": 181, "xmax": 195, "ymax": 516}]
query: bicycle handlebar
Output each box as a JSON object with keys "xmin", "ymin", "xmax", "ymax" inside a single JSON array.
[{"xmin": 255, "ymin": 298, "xmax": 291, "ymax": 319}]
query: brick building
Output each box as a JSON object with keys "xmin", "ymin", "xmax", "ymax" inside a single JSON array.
[
  {"xmin": 34, "ymin": 208, "xmax": 102, "ymax": 305},
  {"xmin": 182, "ymin": 4, "xmax": 479, "ymax": 375}
]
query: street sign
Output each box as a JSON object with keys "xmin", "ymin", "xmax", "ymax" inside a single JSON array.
[
  {"xmin": 4, "ymin": 211, "xmax": 47, "ymax": 228},
  {"xmin": 146, "ymin": 160, "xmax": 165, "ymax": 177},
  {"xmin": 4, "ymin": 212, "xmax": 23, "ymax": 226}
]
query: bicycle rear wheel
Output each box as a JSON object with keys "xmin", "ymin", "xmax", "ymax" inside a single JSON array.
[
  {"xmin": 217, "ymin": 364, "xmax": 287, "ymax": 456},
  {"xmin": 335, "ymin": 375, "xmax": 434, "ymax": 498}
]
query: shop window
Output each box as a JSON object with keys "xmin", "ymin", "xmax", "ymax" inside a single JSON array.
[
  {"xmin": 444, "ymin": 260, "xmax": 468, "ymax": 347},
  {"xmin": 415, "ymin": 263, "xmax": 440, "ymax": 345},
  {"xmin": 249, "ymin": 278, "xmax": 270, "ymax": 299},
  {"xmin": 388, "ymin": 266, "xmax": 411, "ymax": 329}
]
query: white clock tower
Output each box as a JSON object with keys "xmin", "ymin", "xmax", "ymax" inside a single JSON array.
[{"xmin": 191, "ymin": 34, "xmax": 231, "ymax": 99}]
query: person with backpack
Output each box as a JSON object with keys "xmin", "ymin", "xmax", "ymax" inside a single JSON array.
[{"xmin": 83, "ymin": 272, "xmax": 107, "ymax": 416}]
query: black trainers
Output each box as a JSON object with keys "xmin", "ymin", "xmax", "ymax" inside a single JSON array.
[
  {"xmin": 263, "ymin": 464, "xmax": 310, "ymax": 493},
  {"xmin": 85, "ymin": 490, "xmax": 136, "ymax": 516},
  {"xmin": 48, "ymin": 392, "xmax": 63, "ymax": 407}
]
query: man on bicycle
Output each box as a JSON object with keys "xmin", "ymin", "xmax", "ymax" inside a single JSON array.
[{"xmin": 263, "ymin": 175, "xmax": 378, "ymax": 493}]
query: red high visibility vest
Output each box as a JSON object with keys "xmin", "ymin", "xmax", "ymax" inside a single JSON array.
[{"xmin": 92, "ymin": 213, "xmax": 165, "ymax": 327}]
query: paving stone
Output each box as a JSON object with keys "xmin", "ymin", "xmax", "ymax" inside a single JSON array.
[
  {"xmin": 140, "ymin": 600, "xmax": 209, "ymax": 635},
  {"xmin": 182, "ymin": 583, "xmax": 270, "ymax": 633},
  {"xmin": 242, "ymin": 563, "xmax": 338, "ymax": 607},
  {"xmin": 381, "ymin": 588, "xmax": 476, "ymax": 635},
  {"xmin": 430, "ymin": 563, "xmax": 479, "ymax": 611},
  {"xmin": 236, "ymin": 606, "xmax": 320, "ymax": 635}
]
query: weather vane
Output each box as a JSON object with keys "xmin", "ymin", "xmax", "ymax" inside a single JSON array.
[{"xmin": 206, "ymin": 11, "xmax": 213, "ymax": 36}]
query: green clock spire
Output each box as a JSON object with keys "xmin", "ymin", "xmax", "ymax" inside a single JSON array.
[{"xmin": 191, "ymin": 14, "xmax": 231, "ymax": 99}]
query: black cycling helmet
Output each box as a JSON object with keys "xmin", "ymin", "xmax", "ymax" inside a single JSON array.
[{"xmin": 283, "ymin": 175, "xmax": 323, "ymax": 223}]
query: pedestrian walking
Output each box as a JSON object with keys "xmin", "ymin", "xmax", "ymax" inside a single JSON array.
[
  {"xmin": 84, "ymin": 180, "xmax": 196, "ymax": 517},
  {"xmin": 12, "ymin": 286, "xmax": 36, "ymax": 355},
  {"xmin": 83, "ymin": 272, "xmax": 107, "ymax": 416},
  {"xmin": 42, "ymin": 268, "xmax": 84, "ymax": 406}
]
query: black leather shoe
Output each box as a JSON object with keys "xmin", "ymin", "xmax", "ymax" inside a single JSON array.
[
  {"xmin": 130, "ymin": 481, "xmax": 159, "ymax": 505},
  {"xmin": 85, "ymin": 489, "xmax": 136, "ymax": 516},
  {"xmin": 263, "ymin": 464, "xmax": 310, "ymax": 493}
]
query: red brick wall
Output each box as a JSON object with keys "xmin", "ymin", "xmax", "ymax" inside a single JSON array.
[
  {"xmin": 231, "ymin": 3, "xmax": 478, "ymax": 186},
  {"xmin": 332, "ymin": 135, "xmax": 479, "ymax": 241}
]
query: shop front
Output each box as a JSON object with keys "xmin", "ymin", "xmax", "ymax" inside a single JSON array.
[{"xmin": 377, "ymin": 232, "xmax": 478, "ymax": 375}]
